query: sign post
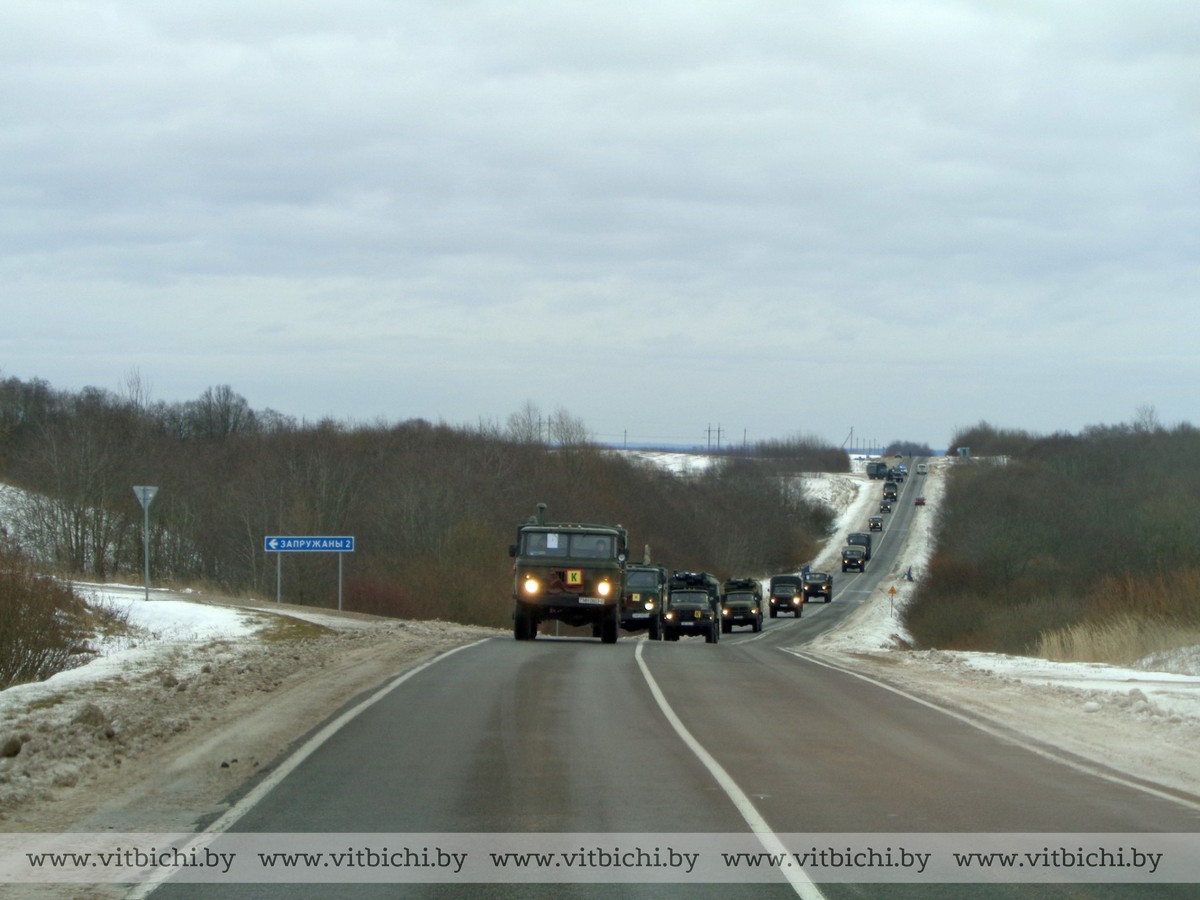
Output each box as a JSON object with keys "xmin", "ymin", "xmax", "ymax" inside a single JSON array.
[
  {"xmin": 132, "ymin": 486, "xmax": 158, "ymax": 601},
  {"xmin": 263, "ymin": 536, "xmax": 356, "ymax": 610}
]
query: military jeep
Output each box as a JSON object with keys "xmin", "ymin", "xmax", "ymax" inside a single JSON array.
[{"xmin": 510, "ymin": 503, "xmax": 628, "ymax": 643}]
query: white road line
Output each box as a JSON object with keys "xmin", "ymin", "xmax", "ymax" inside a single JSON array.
[
  {"xmin": 634, "ymin": 641, "xmax": 826, "ymax": 900},
  {"xmin": 129, "ymin": 639, "xmax": 491, "ymax": 898}
]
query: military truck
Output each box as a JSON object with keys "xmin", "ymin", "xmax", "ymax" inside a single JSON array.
[
  {"xmin": 882, "ymin": 481, "xmax": 899, "ymax": 501},
  {"xmin": 841, "ymin": 546, "xmax": 867, "ymax": 573},
  {"xmin": 865, "ymin": 460, "xmax": 889, "ymax": 480},
  {"xmin": 801, "ymin": 571, "xmax": 834, "ymax": 603},
  {"xmin": 768, "ymin": 573, "xmax": 804, "ymax": 618},
  {"xmin": 621, "ymin": 561, "xmax": 670, "ymax": 640},
  {"xmin": 720, "ymin": 577, "xmax": 763, "ymax": 633},
  {"xmin": 509, "ymin": 503, "xmax": 628, "ymax": 643},
  {"xmin": 662, "ymin": 571, "xmax": 721, "ymax": 643},
  {"xmin": 847, "ymin": 531, "xmax": 873, "ymax": 560}
]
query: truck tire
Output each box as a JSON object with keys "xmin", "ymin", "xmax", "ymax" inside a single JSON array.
[
  {"xmin": 600, "ymin": 608, "xmax": 619, "ymax": 644},
  {"xmin": 513, "ymin": 608, "xmax": 536, "ymax": 641}
]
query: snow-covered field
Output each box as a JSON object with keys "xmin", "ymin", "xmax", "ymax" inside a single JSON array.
[{"xmin": 2, "ymin": 458, "xmax": 1199, "ymax": 839}]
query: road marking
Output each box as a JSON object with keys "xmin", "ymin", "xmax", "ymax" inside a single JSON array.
[
  {"xmin": 128, "ymin": 639, "xmax": 491, "ymax": 898},
  {"xmin": 786, "ymin": 648, "xmax": 1200, "ymax": 815},
  {"xmin": 635, "ymin": 641, "xmax": 826, "ymax": 899}
]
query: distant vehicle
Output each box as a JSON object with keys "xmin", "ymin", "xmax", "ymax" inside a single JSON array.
[
  {"xmin": 915, "ymin": 496, "xmax": 927, "ymax": 506},
  {"xmin": 865, "ymin": 461, "xmax": 889, "ymax": 480},
  {"xmin": 509, "ymin": 503, "xmax": 628, "ymax": 643},
  {"xmin": 801, "ymin": 571, "xmax": 833, "ymax": 603},
  {"xmin": 879, "ymin": 501, "xmax": 892, "ymax": 514},
  {"xmin": 882, "ymin": 482, "xmax": 898, "ymax": 501},
  {"xmin": 916, "ymin": 463, "xmax": 928, "ymax": 475},
  {"xmin": 868, "ymin": 516, "xmax": 883, "ymax": 532},
  {"xmin": 621, "ymin": 563, "xmax": 669, "ymax": 640},
  {"xmin": 847, "ymin": 531, "xmax": 873, "ymax": 560},
  {"xmin": 720, "ymin": 577, "xmax": 763, "ymax": 633},
  {"xmin": 897, "ymin": 464, "xmax": 908, "ymax": 475},
  {"xmin": 663, "ymin": 571, "xmax": 722, "ymax": 643},
  {"xmin": 841, "ymin": 546, "xmax": 867, "ymax": 573},
  {"xmin": 768, "ymin": 574, "xmax": 805, "ymax": 618}
]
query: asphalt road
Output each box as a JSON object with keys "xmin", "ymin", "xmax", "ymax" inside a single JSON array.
[{"xmin": 148, "ymin": 465, "xmax": 1200, "ymax": 900}]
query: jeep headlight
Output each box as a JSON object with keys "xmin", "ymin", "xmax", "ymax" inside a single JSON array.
[
  {"xmin": 644, "ymin": 600, "xmax": 655, "ymax": 611},
  {"xmin": 523, "ymin": 577, "xmax": 540, "ymax": 595},
  {"xmin": 664, "ymin": 611, "xmax": 675, "ymax": 621},
  {"xmin": 597, "ymin": 580, "xmax": 611, "ymax": 597}
]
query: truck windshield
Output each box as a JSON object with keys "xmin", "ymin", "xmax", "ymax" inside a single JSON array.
[
  {"xmin": 521, "ymin": 532, "xmax": 614, "ymax": 559},
  {"xmin": 626, "ymin": 570, "xmax": 659, "ymax": 589},
  {"xmin": 670, "ymin": 591, "xmax": 709, "ymax": 606},
  {"xmin": 724, "ymin": 592, "xmax": 756, "ymax": 604}
]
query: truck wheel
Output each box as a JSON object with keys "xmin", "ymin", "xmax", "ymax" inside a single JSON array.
[
  {"xmin": 600, "ymin": 608, "xmax": 619, "ymax": 644},
  {"xmin": 769, "ymin": 608, "xmax": 777, "ymax": 619},
  {"xmin": 513, "ymin": 609, "xmax": 535, "ymax": 641},
  {"xmin": 721, "ymin": 621, "xmax": 731, "ymax": 634},
  {"xmin": 649, "ymin": 619, "xmax": 662, "ymax": 641},
  {"xmin": 753, "ymin": 617, "xmax": 762, "ymax": 633},
  {"xmin": 706, "ymin": 626, "xmax": 718, "ymax": 644}
]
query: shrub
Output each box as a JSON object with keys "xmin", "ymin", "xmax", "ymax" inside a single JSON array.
[{"xmin": 0, "ymin": 539, "xmax": 92, "ymax": 688}]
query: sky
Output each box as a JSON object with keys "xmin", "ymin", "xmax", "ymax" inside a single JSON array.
[{"xmin": 2, "ymin": 0, "xmax": 1198, "ymax": 450}]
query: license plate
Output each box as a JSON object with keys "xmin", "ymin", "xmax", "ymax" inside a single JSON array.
[
  {"xmin": 630, "ymin": 612, "xmax": 649, "ymax": 618},
  {"xmin": 578, "ymin": 597, "xmax": 603, "ymax": 605}
]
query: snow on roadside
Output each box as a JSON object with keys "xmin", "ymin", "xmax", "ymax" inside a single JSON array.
[{"xmin": 801, "ymin": 457, "xmax": 1200, "ymax": 798}]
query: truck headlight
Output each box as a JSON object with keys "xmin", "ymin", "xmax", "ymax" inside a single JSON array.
[
  {"xmin": 597, "ymin": 581, "xmax": 611, "ymax": 597},
  {"xmin": 523, "ymin": 578, "xmax": 540, "ymax": 595}
]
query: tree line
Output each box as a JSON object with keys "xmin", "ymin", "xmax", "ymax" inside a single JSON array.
[
  {"xmin": 0, "ymin": 375, "xmax": 842, "ymax": 628},
  {"xmin": 906, "ymin": 418, "xmax": 1200, "ymax": 661}
]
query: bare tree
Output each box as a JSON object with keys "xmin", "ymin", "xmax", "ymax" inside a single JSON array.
[{"xmin": 506, "ymin": 401, "xmax": 545, "ymax": 444}]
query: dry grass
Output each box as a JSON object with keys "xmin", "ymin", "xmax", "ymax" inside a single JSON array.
[{"xmin": 1036, "ymin": 615, "xmax": 1200, "ymax": 666}]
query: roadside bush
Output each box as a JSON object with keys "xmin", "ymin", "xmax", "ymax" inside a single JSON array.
[{"xmin": 0, "ymin": 539, "xmax": 92, "ymax": 689}]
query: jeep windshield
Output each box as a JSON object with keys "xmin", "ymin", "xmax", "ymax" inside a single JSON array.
[
  {"xmin": 803, "ymin": 574, "xmax": 829, "ymax": 584},
  {"xmin": 520, "ymin": 532, "xmax": 615, "ymax": 559}
]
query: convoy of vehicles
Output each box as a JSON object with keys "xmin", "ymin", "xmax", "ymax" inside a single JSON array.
[{"xmin": 510, "ymin": 459, "xmax": 926, "ymax": 642}]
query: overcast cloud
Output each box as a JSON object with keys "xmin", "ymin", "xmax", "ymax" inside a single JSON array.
[{"xmin": 2, "ymin": 0, "xmax": 1197, "ymax": 449}]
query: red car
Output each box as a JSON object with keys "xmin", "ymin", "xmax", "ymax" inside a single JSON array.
[{"xmin": 914, "ymin": 496, "xmax": 926, "ymax": 506}]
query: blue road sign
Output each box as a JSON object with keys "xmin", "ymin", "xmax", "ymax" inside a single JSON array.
[{"xmin": 264, "ymin": 536, "xmax": 355, "ymax": 552}]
